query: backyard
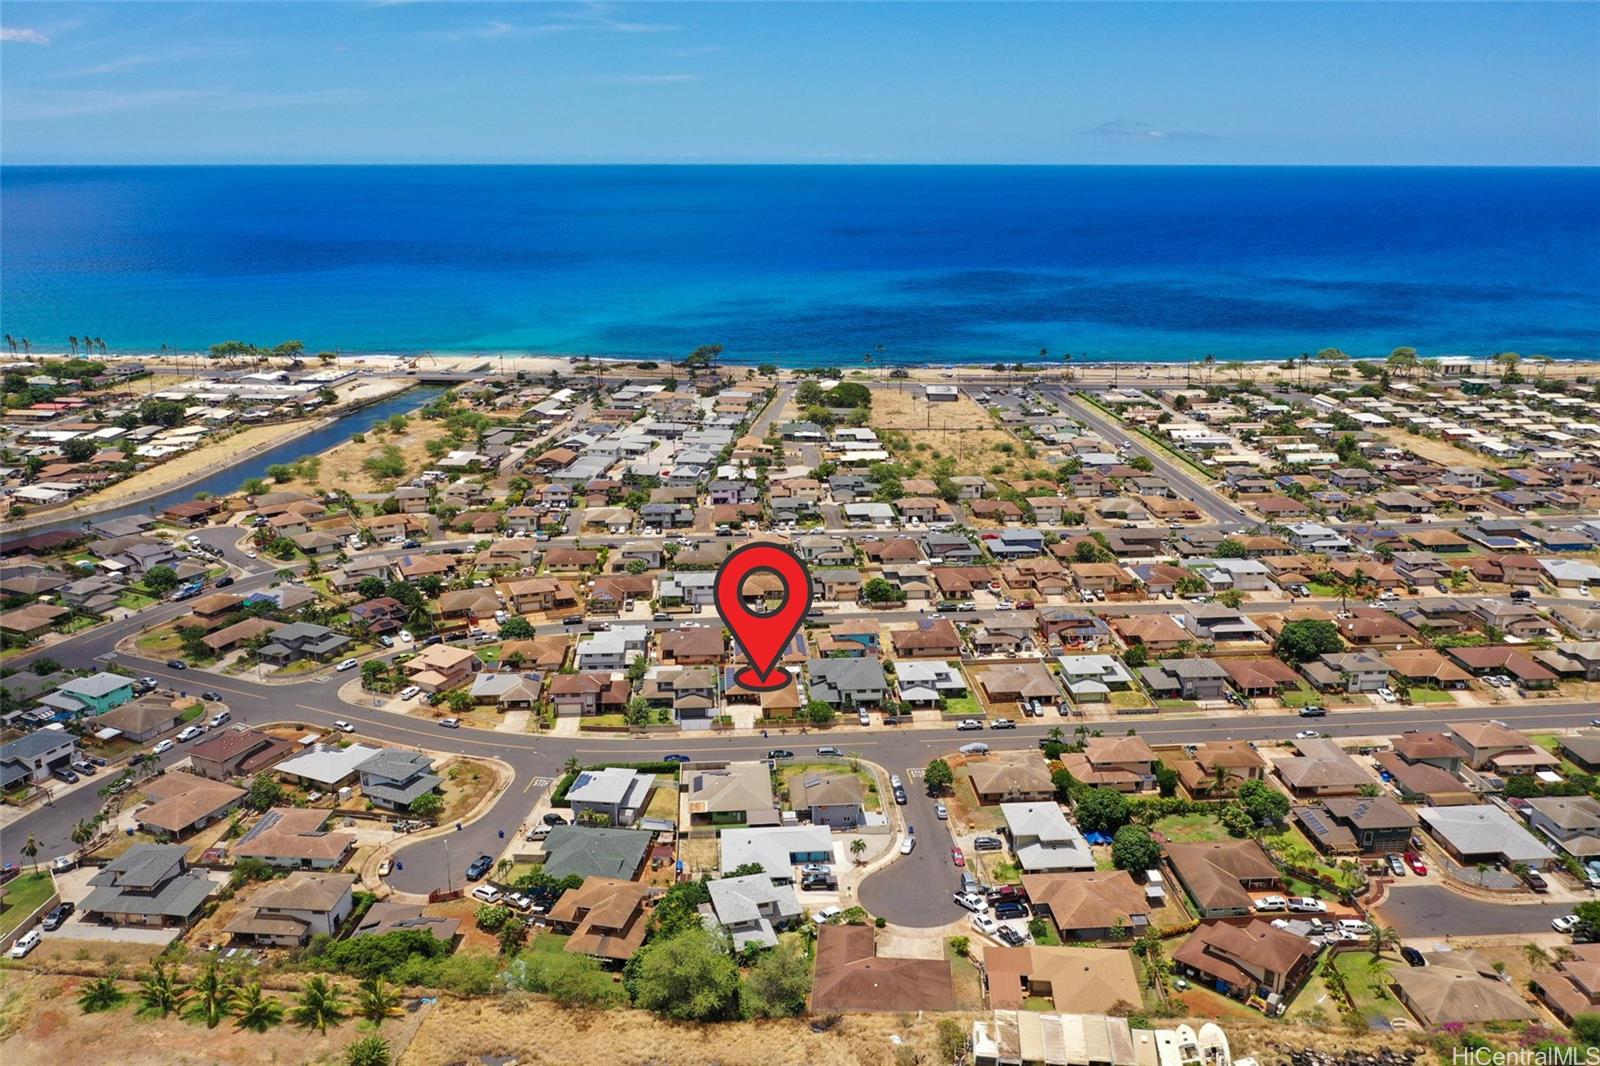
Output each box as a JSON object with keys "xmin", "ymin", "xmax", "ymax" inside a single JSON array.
[
  {"xmin": 0, "ymin": 871, "xmax": 55, "ymax": 937},
  {"xmin": 1287, "ymin": 950, "xmax": 1399, "ymax": 1028}
]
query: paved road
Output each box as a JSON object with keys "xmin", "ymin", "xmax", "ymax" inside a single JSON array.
[
  {"xmin": 857, "ymin": 758, "xmax": 963, "ymax": 927},
  {"xmin": 1375, "ymin": 884, "xmax": 1581, "ymax": 939},
  {"xmin": 1047, "ymin": 387, "xmax": 1251, "ymax": 527}
]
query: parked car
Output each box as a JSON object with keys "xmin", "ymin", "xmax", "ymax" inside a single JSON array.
[
  {"xmin": 1298, "ymin": 705, "xmax": 1326, "ymax": 718},
  {"xmin": 176, "ymin": 726, "xmax": 204, "ymax": 743},
  {"xmin": 376, "ymin": 859, "xmax": 392, "ymax": 877},
  {"xmin": 1552, "ymin": 914, "xmax": 1580, "ymax": 934},
  {"xmin": 166, "ymin": 659, "xmax": 187, "ymax": 670},
  {"xmin": 396, "ymin": 686, "xmax": 420, "ymax": 701},
  {"xmin": 1295, "ymin": 729, "xmax": 1321, "ymax": 739},
  {"xmin": 203, "ymin": 692, "xmax": 224, "ymax": 704},
  {"xmin": 1524, "ymin": 870, "xmax": 1549, "ymax": 893},
  {"xmin": 970, "ymin": 913, "xmax": 1000, "ymax": 936},
  {"xmin": 812, "ymin": 905, "xmax": 844, "ymax": 926},
  {"xmin": 972, "ymin": 836, "xmax": 1005, "ymax": 852},
  {"xmin": 41, "ymin": 901, "xmax": 75, "ymax": 931},
  {"xmin": 1288, "ymin": 897, "xmax": 1327, "ymax": 913},
  {"xmin": 858, "ymin": 709, "xmax": 871, "ymax": 726},
  {"xmin": 135, "ymin": 676, "xmax": 159, "ymax": 692},
  {"xmin": 952, "ymin": 892, "xmax": 988, "ymax": 913},
  {"xmin": 899, "ymin": 836, "xmax": 917, "ymax": 855},
  {"xmin": 52, "ymin": 767, "xmax": 79, "ymax": 784},
  {"xmin": 996, "ymin": 924, "xmax": 1027, "ymax": 947},
  {"xmin": 955, "ymin": 719, "xmax": 984, "ymax": 731},
  {"xmin": 801, "ymin": 873, "xmax": 838, "ymax": 891},
  {"xmin": 151, "ymin": 739, "xmax": 175, "ymax": 755},
  {"xmin": 465, "ymin": 855, "xmax": 494, "ymax": 881},
  {"xmin": 934, "ymin": 803, "xmax": 948, "ymax": 820},
  {"xmin": 50, "ymin": 855, "xmax": 75, "ymax": 873},
  {"xmin": 470, "ymin": 885, "xmax": 502, "ymax": 903},
  {"xmin": 893, "ymin": 788, "xmax": 908, "ymax": 805},
  {"xmin": 950, "ymin": 846, "xmax": 966, "ymax": 868},
  {"xmin": 333, "ymin": 720, "xmax": 356, "ymax": 733},
  {"xmin": 993, "ymin": 900, "xmax": 1029, "ymax": 920},
  {"xmin": 9, "ymin": 930, "xmax": 41, "ymax": 958},
  {"xmin": 542, "ymin": 812, "xmax": 568, "ymax": 826},
  {"xmin": 1387, "ymin": 854, "xmax": 1407, "ymax": 877},
  {"xmin": 336, "ymin": 658, "xmax": 359, "ymax": 672},
  {"xmin": 214, "ymin": 575, "xmax": 235, "ymax": 588},
  {"xmin": 1406, "ymin": 853, "xmax": 1428, "ymax": 876},
  {"xmin": 987, "ymin": 884, "xmax": 1026, "ymax": 904},
  {"xmin": 1254, "ymin": 895, "xmax": 1288, "ymax": 911},
  {"xmin": 959, "ymin": 742, "xmax": 990, "ymax": 755},
  {"xmin": 988, "ymin": 718, "xmax": 1017, "ymax": 730},
  {"xmin": 766, "ymin": 749, "xmax": 795, "ymax": 760},
  {"xmin": 438, "ymin": 717, "xmax": 461, "ymax": 729},
  {"xmin": 816, "ymin": 746, "xmax": 842, "ymax": 757},
  {"xmin": 1337, "ymin": 919, "xmax": 1372, "ymax": 937}
]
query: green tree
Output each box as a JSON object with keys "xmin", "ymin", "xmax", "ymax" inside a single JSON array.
[
  {"xmin": 1214, "ymin": 538, "xmax": 1249, "ymax": 559},
  {"xmin": 142, "ymin": 565, "xmax": 180, "ymax": 595},
  {"xmin": 187, "ymin": 960, "xmax": 237, "ymax": 1028},
  {"xmin": 245, "ymin": 772, "xmax": 285, "ymax": 811},
  {"xmin": 408, "ymin": 791, "xmax": 443, "ymax": 819},
  {"xmin": 355, "ymin": 976, "xmax": 401, "ymax": 1024},
  {"xmin": 740, "ymin": 938, "xmax": 812, "ymax": 1018},
  {"xmin": 361, "ymin": 659, "xmax": 387, "ymax": 691},
  {"xmin": 445, "ymin": 689, "xmax": 472, "ymax": 713},
  {"xmin": 1368, "ymin": 922, "xmax": 1401, "ymax": 959},
  {"xmin": 1571, "ymin": 1014, "xmax": 1600, "ymax": 1048},
  {"xmin": 860, "ymin": 578, "xmax": 905, "ymax": 604},
  {"xmin": 1073, "ymin": 539, "xmax": 1113, "ymax": 564},
  {"xmin": 923, "ymin": 758, "xmax": 954, "ymax": 794},
  {"xmin": 78, "ymin": 975, "xmax": 126, "ymax": 1013},
  {"xmin": 232, "ymin": 982, "xmax": 283, "ymax": 1032},
  {"xmin": 629, "ymin": 928, "xmax": 740, "ymax": 1021},
  {"xmin": 497, "ymin": 616, "xmax": 534, "ymax": 640},
  {"xmin": 1571, "ymin": 900, "xmax": 1600, "ymax": 942},
  {"xmin": 291, "ymin": 975, "xmax": 347, "ymax": 1033},
  {"xmin": 1237, "ymin": 778, "xmax": 1290, "ymax": 825},
  {"xmin": 345, "ymin": 1035, "xmax": 393, "ymax": 1066},
  {"xmin": 804, "ymin": 699, "xmax": 836, "ymax": 726},
  {"xmin": 1111, "ymin": 824, "xmax": 1161, "ymax": 872},
  {"xmin": 497, "ymin": 916, "xmax": 528, "ymax": 955},
  {"xmin": 1275, "ymin": 619, "xmax": 1344, "ymax": 663},
  {"xmin": 138, "ymin": 960, "xmax": 189, "ymax": 1018},
  {"xmin": 850, "ymin": 838, "xmax": 868, "ymax": 864},
  {"xmin": 1074, "ymin": 787, "xmax": 1131, "ymax": 834}
]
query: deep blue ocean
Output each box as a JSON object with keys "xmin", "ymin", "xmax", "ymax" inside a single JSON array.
[{"xmin": 2, "ymin": 165, "xmax": 1596, "ymax": 365}]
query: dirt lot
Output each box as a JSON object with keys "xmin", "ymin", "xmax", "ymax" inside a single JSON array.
[
  {"xmin": 1373, "ymin": 427, "xmax": 1507, "ymax": 471},
  {"xmin": 869, "ymin": 389, "xmax": 1038, "ymax": 481},
  {"xmin": 68, "ymin": 421, "xmax": 319, "ymax": 509},
  {"xmin": 271, "ymin": 417, "xmax": 458, "ymax": 495},
  {"xmin": 398, "ymin": 998, "xmax": 982, "ymax": 1066}
]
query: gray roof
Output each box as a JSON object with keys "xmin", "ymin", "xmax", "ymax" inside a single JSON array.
[
  {"xmin": 539, "ymin": 826, "xmax": 653, "ymax": 880},
  {"xmin": 1418, "ymin": 805, "xmax": 1557, "ymax": 864},
  {"xmin": 56, "ymin": 672, "xmax": 134, "ymax": 700},
  {"xmin": 805, "ymin": 657, "xmax": 887, "ymax": 703},
  {"xmin": 567, "ymin": 766, "xmax": 653, "ymax": 806},
  {"xmin": 82, "ymin": 844, "xmax": 215, "ymax": 919}
]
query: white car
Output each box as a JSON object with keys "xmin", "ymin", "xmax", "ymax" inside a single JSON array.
[
  {"xmin": 858, "ymin": 709, "xmax": 871, "ymax": 726},
  {"xmin": 1337, "ymin": 919, "xmax": 1372, "ymax": 937},
  {"xmin": 470, "ymin": 885, "xmax": 502, "ymax": 904},
  {"xmin": 1376, "ymin": 687, "xmax": 1397, "ymax": 703},
  {"xmin": 50, "ymin": 855, "xmax": 76, "ymax": 873},
  {"xmin": 396, "ymin": 686, "xmax": 420, "ymax": 701},
  {"xmin": 889, "ymin": 774, "xmax": 903, "ymax": 790},
  {"xmin": 9, "ymin": 929, "xmax": 41, "ymax": 958},
  {"xmin": 1295, "ymin": 729, "xmax": 1321, "ymax": 739},
  {"xmin": 970, "ymin": 913, "xmax": 1000, "ymax": 936},
  {"xmin": 899, "ymin": 836, "xmax": 917, "ymax": 855},
  {"xmin": 1552, "ymin": 914, "xmax": 1580, "ymax": 934},
  {"xmin": 935, "ymin": 803, "xmax": 948, "ymax": 820},
  {"xmin": 376, "ymin": 859, "xmax": 392, "ymax": 877},
  {"xmin": 245, "ymin": 550, "xmax": 257, "ymax": 559},
  {"xmin": 333, "ymin": 720, "xmax": 356, "ymax": 733},
  {"xmin": 208, "ymin": 711, "xmax": 230, "ymax": 728},
  {"xmin": 1254, "ymin": 895, "xmax": 1288, "ymax": 912},
  {"xmin": 176, "ymin": 725, "xmax": 203, "ymax": 743},
  {"xmin": 336, "ymin": 658, "xmax": 359, "ymax": 672},
  {"xmin": 398, "ymin": 630, "xmax": 415, "ymax": 644},
  {"xmin": 1288, "ymin": 897, "xmax": 1327, "ymax": 913},
  {"xmin": 811, "ymin": 905, "xmax": 843, "ymax": 926},
  {"xmin": 151, "ymin": 739, "xmax": 175, "ymax": 755},
  {"xmin": 952, "ymin": 892, "xmax": 988, "ymax": 913}
]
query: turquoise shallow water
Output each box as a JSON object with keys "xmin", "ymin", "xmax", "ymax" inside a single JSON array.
[{"xmin": 2, "ymin": 165, "xmax": 1596, "ymax": 364}]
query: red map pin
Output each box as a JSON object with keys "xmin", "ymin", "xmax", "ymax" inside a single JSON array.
[{"xmin": 714, "ymin": 542, "xmax": 814, "ymax": 691}]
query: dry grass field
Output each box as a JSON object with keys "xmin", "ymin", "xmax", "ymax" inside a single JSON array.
[
  {"xmin": 868, "ymin": 388, "xmax": 1038, "ymax": 481},
  {"xmin": 1373, "ymin": 427, "xmax": 1507, "ymax": 471},
  {"xmin": 272, "ymin": 416, "xmax": 455, "ymax": 495},
  {"xmin": 70, "ymin": 420, "xmax": 318, "ymax": 507},
  {"xmin": 398, "ymin": 998, "xmax": 981, "ymax": 1066}
]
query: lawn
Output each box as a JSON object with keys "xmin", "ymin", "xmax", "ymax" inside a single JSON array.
[
  {"xmin": 116, "ymin": 590, "xmax": 158, "ymax": 611},
  {"xmin": 1287, "ymin": 951, "xmax": 1398, "ymax": 1025},
  {"xmin": 0, "ymin": 871, "xmax": 55, "ymax": 937},
  {"xmin": 949, "ymin": 769, "xmax": 1008, "ymax": 832},
  {"xmin": 526, "ymin": 930, "xmax": 571, "ymax": 956},
  {"xmin": 642, "ymin": 777, "xmax": 679, "ymax": 822},
  {"xmin": 1109, "ymin": 690, "xmax": 1155, "ymax": 712},
  {"xmin": 1403, "ymin": 687, "xmax": 1455, "ymax": 705},
  {"xmin": 940, "ymin": 694, "xmax": 982, "ymax": 717},
  {"xmin": 134, "ymin": 627, "xmax": 183, "ymax": 656},
  {"xmin": 1154, "ymin": 813, "xmax": 1229, "ymax": 844},
  {"xmin": 578, "ymin": 714, "xmax": 629, "ymax": 730},
  {"xmin": 945, "ymin": 941, "xmax": 987, "ymax": 1010},
  {"xmin": 1280, "ymin": 684, "xmax": 1326, "ymax": 709},
  {"xmin": 1307, "ymin": 582, "xmax": 1344, "ymax": 598}
]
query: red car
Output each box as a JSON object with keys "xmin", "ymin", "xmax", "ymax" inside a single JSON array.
[
  {"xmin": 950, "ymin": 846, "xmax": 966, "ymax": 868},
  {"xmin": 1406, "ymin": 853, "xmax": 1428, "ymax": 876},
  {"xmin": 1014, "ymin": 600, "xmax": 1035, "ymax": 610}
]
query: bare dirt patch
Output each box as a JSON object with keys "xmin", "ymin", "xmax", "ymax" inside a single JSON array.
[
  {"xmin": 869, "ymin": 389, "xmax": 1039, "ymax": 481},
  {"xmin": 1373, "ymin": 427, "xmax": 1506, "ymax": 471},
  {"xmin": 270, "ymin": 417, "xmax": 456, "ymax": 496},
  {"xmin": 70, "ymin": 421, "xmax": 319, "ymax": 509}
]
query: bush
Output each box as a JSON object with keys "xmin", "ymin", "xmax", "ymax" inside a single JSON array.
[{"xmin": 317, "ymin": 929, "xmax": 451, "ymax": 980}]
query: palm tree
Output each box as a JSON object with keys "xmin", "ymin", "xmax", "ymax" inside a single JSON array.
[
  {"xmin": 291, "ymin": 975, "xmax": 347, "ymax": 1033},
  {"xmin": 1209, "ymin": 764, "xmax": 1238, "ymax": 797},
  {"xmin": 3, "ymin": 334, "xmax": 14, "ymax": 355},
  {"xmin": 1367, "ymin": 922, "xmax": 1400, "ymax": 959},
  {"xmin": 355, "ymin": 976, "xmax": 401, "ymax": 1025},
  {"xmin": 188, "ymin": 960, "xmax": 237, "ymax": 1028},
  {"xmin": 562, "ymin": 756, "xmax": 581, "ymax": 776},
  {"xmin": 21, "ymin": 832, "xmax": 39, "ymax": 871},
  {"xmin": 232, "ymin": 982, "xmax": 283, "ymax": 1032},
  {"xmin": 138, "ymin": 960, "xmax": 188, "ymax": 1018},
  {"xmin": 68, "ymin": 336, "xmax": 79, "ymax": 357},
  {"xmin": 345, "ymin": 1035, "xmax": 393, "ymax": 1066},
  {"xmin": 849, "ymin": 838, "xmax": 868, "ymax": 865},
  {"xmin": 71, "ymin": 819, "xmax": 95, "ymax": 848},
  {"xmin": 78, "ymin": 975, "xmax": 125, "ymax": 1013},
  {"xmin": 1524, "ymin": 943, "xmax": 1553, "ymax": 971}
]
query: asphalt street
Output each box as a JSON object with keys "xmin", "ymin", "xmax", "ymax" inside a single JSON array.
[{"xmin": 1375, "ymin": 884, "xmax": 1578, "ymax": 938}]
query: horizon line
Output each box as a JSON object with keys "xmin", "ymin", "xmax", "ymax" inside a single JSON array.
[{"xmin": 4, "ymin": 161, "xmax": 1598, "ymax": 170}]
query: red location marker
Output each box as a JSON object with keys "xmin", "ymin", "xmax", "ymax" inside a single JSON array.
[{"xmin": 714, "ymin": 542, "xmax": 814, "ymax": 691}]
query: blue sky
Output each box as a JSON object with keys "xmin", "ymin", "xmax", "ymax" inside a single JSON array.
[{"xmin": 2, "ymin": 2, "xmax": 1596, "ymax": 165}]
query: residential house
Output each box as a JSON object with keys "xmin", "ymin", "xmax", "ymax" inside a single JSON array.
[
  {"xmin": 1022, "ymin": 871, "xmax": 1153, "ymax": 941},
  {"xmin": 1447, "ymin": 721, "xmax": 1561, "ymax": 774},
  {"xmin": 356, "ymin": 749, "xmax": 442, "ymax": 812},
  {"xmin": 1164, "ymin": 840, "xmax": 1281, "ymax": 918},
  {"xmin": 1418, "ymin": 806, "xmax": 1557, "ymax": 869},
  {"xmin": 1523, "ymin": 796, "xmax": 1600, "ymax": 862},
  {"xmin": 403, "ymin": 643, "xmax": 483, "ymax": 693},
  {"xmin": 685, "ymin": 761, "xmax": 778, "ymax": 826},
  {"xmin": 1057, "ymin": 736, "xmax": 1156, "ymax": 793},
  {"xmin": 135, "ymin": 773, "xmax": 245, "ymax": 839},
  {"xmin": 575, "ymin": 625, "xmax": 650, "ymax": 671},
  {"xmin": 1275, "ymin": 738, "xmax": 1375, "ymax": 798},
  {"xmin": 231, "ymin": 807, "xmax": 356, "ymax": 869},
  {"xmin": 81, "ymin": 844, "xmax": 217, "ymax": 927},
  {"xmin": 188, "ymin": 727, "xmax": 295, "ymax": 781},
  {"xmin": 894, "ymin": 660, "xmax": 967, "ymax": 707},
  {"xmin": 1001, "ymin": 802, "xmax": 1095, "ymax": 873},
  {"xmin": 255, "ymin": 622, "xmax": 352, "ymax": 666},
  {"xmin": 718, "ymin": 826, "xmax": 833, "ymax": 881},
  {"xmin": 793, "ymin": 771, "xmax": 867, "ymax": 828},
  {"xmin": 809, "ymin": 924, "xmax": 955, "ymax": 1013},
  {"xmin": 1173, "ymin": 920, "xmax": 1318, "ymax": 1000},
  {"xmin": 968, "ymin": 755, "xmax": 1056, "ymax": 804},
  {"xmin": 1139, "ymin": 659, "xmax": 1231, "ymax": 701},
  {"xmin": 890, "ymin": 618, "xmax": 963, "ymax": 659},
  {"xmin": 226, "ymin": 872, "xmax": 357, "ymax": 947},
  {"xmin": 547, "ymin": 877, "xmax": 656, "ymax": 962},
  {"xmin": 536, "ymin": 826, "xmax": 653, "ymax": 881},
  {"xmin": 1300, "ymin": 652, "xmax": 1390, "ymax": 694},
  {"xmin": 1292, "ymin": 797, "xmax": 1416, "ymax": 856},
  {"xmin": 700, "ymin": 873, "xmax": 802, "ymax": 950},
  {"xmin": 1172, "ymin": 741, "xmax": 1267, "ymax": 799},
  {"xmin": 806, "ymin": 658, "xmax": 888, "ymax": 707},
  {"xmin": 567, "ymin": 766, "xmax": 656, "ymax": 828}
]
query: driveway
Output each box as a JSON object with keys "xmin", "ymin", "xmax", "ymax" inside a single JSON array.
[{"xmin": 1376, "ymin": 884, "xmax": 1574, "ymax": 938}]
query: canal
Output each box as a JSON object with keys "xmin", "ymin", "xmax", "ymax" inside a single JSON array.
[{"xmin": 37, "ymin": 384, "xmax": 451, "ymax": 533}]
